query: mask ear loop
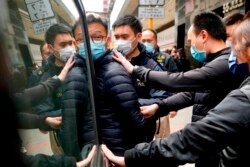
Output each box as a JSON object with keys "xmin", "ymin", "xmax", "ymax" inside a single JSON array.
[
  {"xmin": 129, "ymin": 36, "xmax": 138, "ymax": 53},
  {"xmin": 202, "ymin": 43, "xmax": 206, "ymax": 53}
]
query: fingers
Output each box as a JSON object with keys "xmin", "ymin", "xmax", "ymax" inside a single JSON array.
[
  {"xmin": 112, "ymin": 49, "xmax": 120, "ymax": 57},
  {"xmin": 139, "ymin": 105, "xmax": 156, "ymax": 119},
  {"xmin": 86, "ymin": 145, "xmax": 96, "ymax": 161},
  {"xmin": 112, "ymin": 49, "xmax": 124, "ymax": 63},
  {"xmin": 58, "ymin": 55, "xmax": 75, "ymax": 82},
  {"xmin": 55, "ymin": 116, "xmax": 62, "ymax": 122},
  {"xmin": 101, "ymin": 144, "xmax": 114, "ymax": 159},
  {"xmin": 168, "ymin": 111, "xmax": 177, "ymax": 118},
  {"xmin": 65, "ymin": 55, "xmax": 75, "ymax": 68}
]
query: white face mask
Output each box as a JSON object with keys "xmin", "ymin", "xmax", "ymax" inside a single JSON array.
[
  {"xmin": 58, "ymin": 46, "xmax": 76, "ymax": 62},
  {"xmin": 114, "ymin": 39, "xmax": 134, "ymax": 56},
  {"xmin": 226, "ymin": 40, "xmax": 232, "ymax": 47}
]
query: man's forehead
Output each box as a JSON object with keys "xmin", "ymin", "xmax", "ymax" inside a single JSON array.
[
  {"xmin": 88, "ymin": 23, "xmax": 106, "ymax": 34},
  {"xmin": 76, "ymin": 32, "xmax": 83, "ymax": 39},
  {"xmin": 54, "ymin": 33, "xmax": 73, "ymax": 43},
  {"xmin": 88, "ymin": 29, "xmax": 103, "ymax": 35},
  {"xmin": 55, "ymin": 33, "xmax": 72, "ymax": 39},
  {"xmin": 142, "ymin": 31, "xmax": 153, "ymax": 38},
  {"xmin": 114, "ymin": 25, "xmax": 133, "ymax": 33}
]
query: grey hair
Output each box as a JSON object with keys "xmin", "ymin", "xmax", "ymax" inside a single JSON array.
[{"xmin": 232, "ymin": 17, "xmax": 250, "ymax": 53}]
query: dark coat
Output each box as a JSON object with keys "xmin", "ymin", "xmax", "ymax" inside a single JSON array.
[
  {"xmin": 32, "ymin": 55, "xmax": 63, "ymax": 116},
  {"xmin": 94, "ymin": 51, "xmax": 147, "ymax": 156},
  {"xmin": 14, "ymin": 76, "xmax": 62, "ymax": 130},
  {"xmin": 131, "ymin": 43, "xmax": 172, "ymax": 106},
  {"xmin": 124, "ymin": 75, "xmax": 250, "ymax": 167},
  {"xmin": 59, "ymin": 55, "xmax": 95, "ymax": 160},
  {"xmin": 133, "ymin": 47, "xmax": 244, "ymax": 121},
  {"xmin": 151, "ymin": 47, "xmax": 179, "ymax": 72}
]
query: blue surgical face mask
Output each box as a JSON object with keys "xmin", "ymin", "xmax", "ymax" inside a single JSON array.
[
  {"xmin": 190, "ymin": 45, "xmax": 206, "ymax": 63},
  {"xmin": 228, "ymin": 51, "xmax": 249, "ymax": 77},
  {"xmin": 78, "ymin": 42, "xmax": 106, "ymax": 60},
  {"xmin": 144, "ymin": 42, "xmax": 155, "ymax": 53},
  {"xmin": 78, "ymin": 43, "xmax": 85, "ymax": 58}
]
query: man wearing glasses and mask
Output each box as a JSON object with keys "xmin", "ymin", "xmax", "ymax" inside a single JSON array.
[{"xmin": 72, "ymin": 13, "xmax": 151, "ymax": 157}]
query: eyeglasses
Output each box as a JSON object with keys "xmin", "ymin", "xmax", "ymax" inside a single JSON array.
[
  {"xmin": 75, "ymin": 36, "xmax": 107, "ymax": 44},
  {"xmin": 90, "ymin": 36, "xmax": 107, "ymax": 44}
]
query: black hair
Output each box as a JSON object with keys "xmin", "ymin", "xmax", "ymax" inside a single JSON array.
[
  {"xmin": 142, "ymin": 28, "xmax": 158, "ymax": 40},
  {"xmin": 72, "ymin": 13, "xmax": 108, "ymax": 37},
  {"xmin": 112, "ymin": 15, "xmax": 142, "ymax": 35},
  {"xmin": 45, "ymin": 23, "xmax": 72, "ymax": 45},
  {"xmin": 39, "ymin": 41, "xmax": 46, "ymax": 54},
  {"xmin": 223, "ymin": 12, "xmax": 244, "ymax": 26},
  {"xmin": 192, "ymin": 12, "xmax": 227, "ymax": 42}
]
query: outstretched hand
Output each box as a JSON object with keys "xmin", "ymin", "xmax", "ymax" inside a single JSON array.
[
  {"xmin": 112, "ymin": 49, "xmax": 134, "ymax": 74},
  {"xmin": 45, "ymin": 116, "xmax": 62, "ymax": 129},
  {"xmin": 140, "ymin": 103, "xmax": 159, "ymax": 119},
  {"xmin": 77, "ymin": 145, "xmax": 96, "ymax": 167},
  {"xmin": 101, "ymin": 144, "xmax": 126, "ymax": 167},
  {"xmin": 58, "ymin": 55, "xmax": 75, "ymax": 83}
]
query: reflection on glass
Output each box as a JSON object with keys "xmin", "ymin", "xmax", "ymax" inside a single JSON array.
[{"xmin": 2, "ymin": 0, "xmax": 98, "ymax": 166}]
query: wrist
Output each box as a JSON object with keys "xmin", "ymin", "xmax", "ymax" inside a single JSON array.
[
  {"xmin": 132, "ymin": 65, "xmax": 139, "ymax": 74},
  {"xmin": 53, "ymin": 75, "xmax": 63, "ymax": 84}
]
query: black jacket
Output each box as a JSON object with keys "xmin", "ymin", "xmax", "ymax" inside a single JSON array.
[
  {"xmin": 133, "ymin": 47, "xmax": 244, "ymax": 121},
  {"xmin": 130, "ymin": 43, "xmax": 173, "ymax": 141},
  {"xmin": 10, "ymin": 75, "xmax": 78, "ymax": 167},
  {"xmin": 59, "ymin": 55, "xmax": 95, "ymax": 160},
  {"xmin": 131, "ymin": 43, "xmax": 172, "ymax": 106},
  {"xmin": 94, "ymin": 51, "xmax": 148, "ymax": 156},
  {"xmin": 124, "ymin": 75, "xmax": 250, "ymax": 167},
  {"xmin": 150, "ymin": 47, "xmax": 179, "ymax": 72},
  {"xmin": 14, "ymin": 76, "xmax": 61, "ymax": 130},
  {"xmin": 32, "ymin": 55, "xmax": 63, "ymax": 116}
]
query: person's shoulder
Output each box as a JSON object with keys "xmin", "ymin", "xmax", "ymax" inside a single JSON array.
[
  {"xmin": 32, "ymin": 65, "xmax": 47, "ymax": 77},
  {"xmin": 217, "ymin": 47, "xmax": 232, "ymax": 58},
  {"xmin": 156, "ymin": 51, "xmax": 171, "ymax": 60}
]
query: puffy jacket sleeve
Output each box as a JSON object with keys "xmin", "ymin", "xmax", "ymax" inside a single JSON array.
[
  {"xmin": 104, "ymin": 62, "xmax": 146, "ymax": 128},
  {"xmin": 124, "ymin": 88, "xmax": 250, "ymax": 167},
  {"xmin": 60, "ymin": 57, "xmax": 95, "ymax": 160}
]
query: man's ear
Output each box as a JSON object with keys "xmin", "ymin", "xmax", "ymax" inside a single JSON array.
[
  {"xmin": 48, "ymin": 44, "xmax": 54, "ymax": 53},
  {"xmin": 73, "ymin": 40, "xmax": 79, "ymax": 51},
  {"xmin": 106, "ymin": 35, "xmax": 111, "ymax": 49},
  {"xmin": 200, "ymin": 30, "xmax": 208, "ymax": 43},
  {"xmin": 137, "ymin": 32, "xmax": 142, "ymax": 41}
]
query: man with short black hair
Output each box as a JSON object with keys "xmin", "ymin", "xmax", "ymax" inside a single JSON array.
[{"xmin": 112, "ymin": 15, "xmax": 172, "ymax": 141}]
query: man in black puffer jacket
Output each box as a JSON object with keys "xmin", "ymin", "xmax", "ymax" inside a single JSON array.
[
  {"xmin": 59, "ymin": 54, "xmax": 96, "ymax": 160},
  {"xmin": 112, "ymin": 15, "xmax": 172, "ymax": 142},
  {"xmin": 72, "ymin": 14, "xmax": 149, "ymax": 157}
]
